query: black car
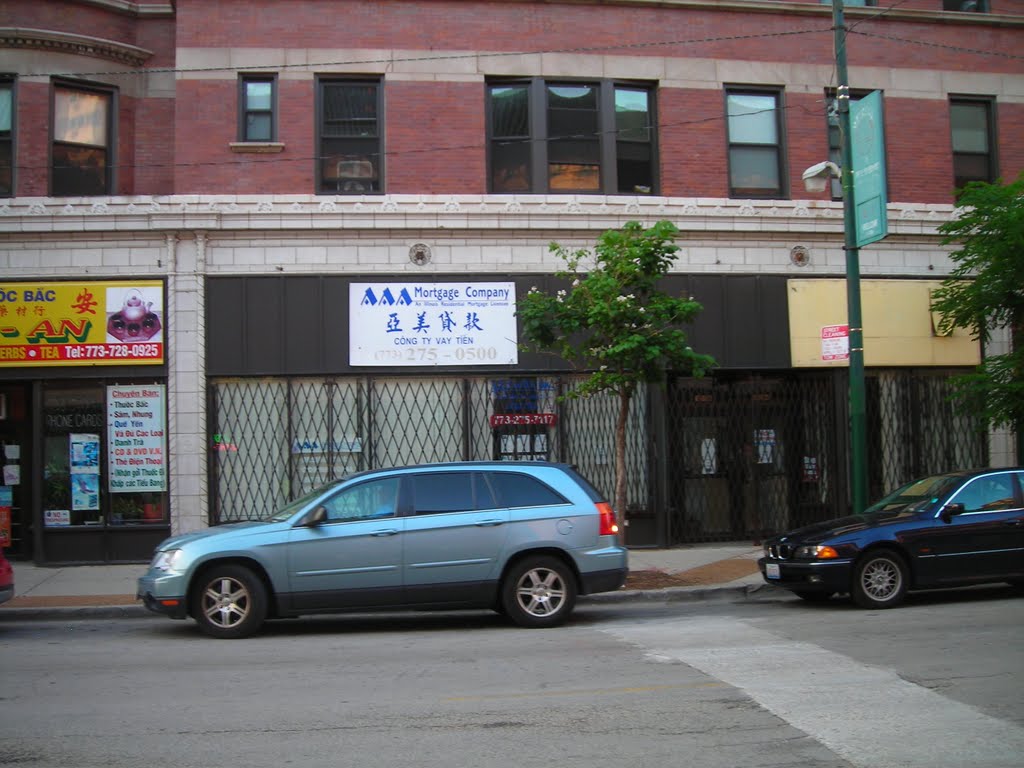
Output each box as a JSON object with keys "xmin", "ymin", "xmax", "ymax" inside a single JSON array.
[{"xmin": 759, "ymin": 467, "xmax": 1024, "ymax": 608}]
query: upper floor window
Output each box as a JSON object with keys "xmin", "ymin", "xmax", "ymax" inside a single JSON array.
[
  {"xmin": 950, "ymin": 97, "xmax": 996, "ymax": 190},
  {"xmin": 726, "ymin": 88, "xmax": 785, "ymax": 198},
  {"xmin": 0, "ymin": 79, "xmax": 12, "ymax": 196},
  {"xmin": 52, "ymin": 83, "xmax": 113, "ymax": 196},
  {"xmin": 487, "ymin": 78, "xmax": 656, "ymax": 195},
  {"xmin": 317, "ymin": 78, "xmax": 381, "ymax": 194},
  {"xmin": 239, "ymin": 75, "xmax": 276, "ymax": 142},
  {"xmin": 943, "ymin": 0, "xmax": 988, "ymax": 11}
]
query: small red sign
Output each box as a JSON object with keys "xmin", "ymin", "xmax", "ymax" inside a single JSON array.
[
  {"xmin": 821, "ymin": 324, "xmax": 849, "ymax": 361},
  {"xmin": 489, "ymin": 413, "xmax": 557, "ymax": 427}
]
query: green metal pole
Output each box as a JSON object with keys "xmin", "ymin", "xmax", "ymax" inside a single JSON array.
[{"xmin": 833, "ymin": 0, "xmax": 869, "ymax": 514}]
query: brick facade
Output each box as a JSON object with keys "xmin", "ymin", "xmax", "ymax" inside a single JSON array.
[{"xmin": 0, "ymin": 0, "xmax": 1021, "ymax": 549}]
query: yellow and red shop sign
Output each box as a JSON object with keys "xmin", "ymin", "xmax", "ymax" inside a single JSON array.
[{"xmin": 0, "ymin": 280, "xmax": 165, "ymax": 367}]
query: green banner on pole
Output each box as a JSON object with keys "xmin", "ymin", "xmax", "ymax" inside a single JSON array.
[{"xmin": 851, "ymin": 90, "xmax": 888, "ymax": 247}]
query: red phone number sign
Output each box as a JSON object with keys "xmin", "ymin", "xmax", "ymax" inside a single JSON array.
[{"xmin": 489, "ymin": 413, "xmax": 558, "ymax": 427}]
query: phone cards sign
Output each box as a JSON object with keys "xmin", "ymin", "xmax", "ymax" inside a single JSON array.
[{"xmin": 350, "ymin": 282, "xmax": 518, "ymax": 366}]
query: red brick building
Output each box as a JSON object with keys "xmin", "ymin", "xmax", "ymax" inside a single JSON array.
[{"xmin": 0, "ymin": 0, "xmax": 1021, "ymax": 562}]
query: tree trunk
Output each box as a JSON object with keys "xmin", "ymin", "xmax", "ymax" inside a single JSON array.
[
  {"xmin": 615, "ymin": 389, "xmax": 630, "ymax": 530},
  {"xmin": 1013, "ymin": 311, "xmax": 1024, "ymax": 464}
]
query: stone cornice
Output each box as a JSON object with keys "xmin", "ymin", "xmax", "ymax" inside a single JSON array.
[
  {"xmin": 0, "ymin": 28, "xmax": 153, "ymax": 68},
  {"xmin": 0, "ymin": 195, "xmax": 955, "ymax": 238},
  {"xmin": 73, "ymin": 0, "xmax": 175, "ymax": 18}
]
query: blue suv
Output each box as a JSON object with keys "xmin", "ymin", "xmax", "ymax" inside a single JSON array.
[{"xmin": 138, "ymin": 462, "xmax": 628, "ymax": 638}]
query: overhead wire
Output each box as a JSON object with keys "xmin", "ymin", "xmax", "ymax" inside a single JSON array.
[{"xmin": 6, "ymin": 9, "xmax": 1019, "ymax": 179}]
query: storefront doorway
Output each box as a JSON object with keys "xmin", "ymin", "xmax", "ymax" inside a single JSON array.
[
  {"xmin": 0, "ymin": 380, "xmax": 170, "ymax": 563},
  {"xmin": 0, "ymin": 383, "xmax": 32, "ymax": 559}
]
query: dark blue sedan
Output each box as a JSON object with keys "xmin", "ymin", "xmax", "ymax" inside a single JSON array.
[{"xmin": 759, "ymin": 467, "xmax": 1024, "ymax": 608}]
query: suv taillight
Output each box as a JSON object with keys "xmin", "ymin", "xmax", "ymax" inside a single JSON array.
[{"xmin": 597, "ymin": 502, "xmax": 619, "ymax": 537}]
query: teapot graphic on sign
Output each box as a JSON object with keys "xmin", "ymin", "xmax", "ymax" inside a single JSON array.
[{"xmin": 107, "ymin": 288, "xmax": 162, "ymax": 341}]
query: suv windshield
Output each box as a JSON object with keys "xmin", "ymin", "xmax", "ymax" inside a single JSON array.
[{"xmin": 267, "ymin": 482, "xmax": 341, "ymax": 522}]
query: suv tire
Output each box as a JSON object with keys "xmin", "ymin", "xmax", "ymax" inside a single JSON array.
[
  {"xmin": 192, "ymin": 564, "xmax": 268, "ymax": 639},
  {"xmin": 501, "ymin": 556, "xmax": 576, "ymax": 628}
]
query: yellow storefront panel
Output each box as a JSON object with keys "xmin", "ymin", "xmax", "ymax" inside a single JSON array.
[{"xmin": 788, "ymin": 279, "xmax": 979, "ymax": 368}]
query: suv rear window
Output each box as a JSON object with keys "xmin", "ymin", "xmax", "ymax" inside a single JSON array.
[
  {"xmin": 487, "ymin": 471, "xmax": 567, "ymax": 508},
  {"xmin": 411, "ymin": 472, "xmax": 498, "ymax": 514}
]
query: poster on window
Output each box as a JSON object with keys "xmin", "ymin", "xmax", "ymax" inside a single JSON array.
[
  {"xmin": 349, "ymin": 282, "xmax": 518, "ymax": 366},
  {"xmin": 107, "ymin": 385, "xmax": 167, "ymax": 492},
  {"xmin": 70, "ymin": 433, "xmax": 100, "ymax": 474},
  {"xmin": 0, "ymin": 486, "xmax": 11, "ymax": 545},
  {"xmin": 69, "ymin": 433, "xmax": 101, "ymax": 510},
  {"xmin": 71, "ymin": 473, "xmax": 100, "ymax": 511}
]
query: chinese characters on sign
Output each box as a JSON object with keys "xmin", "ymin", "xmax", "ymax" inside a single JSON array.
[
  {"xmin": 107, "ymin": 385, "xmax": 167, "ymax": 492},
  {"xmin": 349, "ymin": 282, "xmax": 518, "ymax": 366},
  {"xmin": 0, "ymin": 281, "xmax": 165, "ymax": 367}
]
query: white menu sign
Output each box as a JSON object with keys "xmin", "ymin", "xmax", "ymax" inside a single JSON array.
[
  {"xmin": 107, "ymin": 385, "xmax": 167, "ymax": 491},
  {"xmin": 349, "ymin": 282, "xmax": 518, "ymax": 366}
]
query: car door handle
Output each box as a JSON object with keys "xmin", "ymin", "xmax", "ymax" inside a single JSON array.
[
  {"xmin": 370, "ymin": 528, "xmax": 400, "ymax": 536},
  {"xmin": 475, "ymin": 519, "xmax": 504, "ymax": 527}
]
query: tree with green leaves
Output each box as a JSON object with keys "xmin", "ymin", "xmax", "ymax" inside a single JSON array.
[
  {"xmin": 517, "ymin": 220, "xmax": 714, "ymax": 527},
  {"xmin": 930, "ymin": 173, "xmax": 1024, "ymax": 459}
]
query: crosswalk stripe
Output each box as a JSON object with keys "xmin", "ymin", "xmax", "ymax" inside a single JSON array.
[{"xmin": 605, "ymin": 618, "xmax": 1024, "ymax": 768}]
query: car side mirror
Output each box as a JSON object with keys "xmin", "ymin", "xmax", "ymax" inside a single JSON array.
[
  {"xmin": 940, "ymin": 502, "xmax": 965, "ymax": 523},
  {"xmin": 298, "ymin": 506, "xmax": 328, "ymax": 527}
]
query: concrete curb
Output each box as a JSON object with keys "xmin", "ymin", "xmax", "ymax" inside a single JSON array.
[
  {"xmin": 0, "ymin": 582, "xmax": 789, "ymax": 621},
  {"xmin": 0, "ymin": 604, "xmax": 152, "ymax": 621},
  {"xmin": 582, "ymin": 581, "xmax": 788, "ymax": 604}
]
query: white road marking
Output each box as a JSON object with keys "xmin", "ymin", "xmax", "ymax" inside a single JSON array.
[{"xmin": 605, "ymin": 618, "xmax": 1024, "ymax": 768}]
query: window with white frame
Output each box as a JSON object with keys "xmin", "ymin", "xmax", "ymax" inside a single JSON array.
[
  {"xmin": 52, "ymin": 83, "xmax": 113, "ymax": 196},
  {"xmin": 240, "ymin": 75, "xmax": 276, "ymax": 142},
  {"xmin": 0, "ymin": 79, "xmax": 12, "ymax": 196},
  {"xmin": 726, "ymin": 88, "xmax": 785, "ymax": 198},
  {"xmin": 488, "ymin": 78, "xmax": 656, "ymax": 195},
  {"xmin": 317, "ymin": 78, "xmax": 381, "ymax": 194}
]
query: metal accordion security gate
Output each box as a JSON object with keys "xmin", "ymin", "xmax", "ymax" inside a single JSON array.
[
  {"xmin": 207, "ymin": 375, "xmax": 650, "ymax": 528},
  {"xmin": 207, "ymin": 369, "xmax": 987, "ymax": 545}
]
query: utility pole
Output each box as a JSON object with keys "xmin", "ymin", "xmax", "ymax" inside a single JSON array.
[{"xmin": 832, "ymin": 0, "xmax": 869, "ymax": 514}]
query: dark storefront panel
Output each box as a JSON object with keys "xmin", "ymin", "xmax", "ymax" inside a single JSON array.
[{"xmin": 206, "ymin": 274, "xmax": 792, "ymax": 377}]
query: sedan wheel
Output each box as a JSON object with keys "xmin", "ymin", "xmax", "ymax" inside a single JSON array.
[
  {"xmin": 852, "ymin": 551, "xmax": 907, "ymax": 609},
  {"xmin": 192, "ymin": 565, "xmax": 267, "ymax": 639},
  {"xmin": 501, "ymin": 556, "xmax": 576, "ymax": 628}
]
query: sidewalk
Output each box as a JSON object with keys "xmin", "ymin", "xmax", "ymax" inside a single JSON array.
[{"xmin": 0, "ymin": 544, "xmax": 779, "ymax": 619}]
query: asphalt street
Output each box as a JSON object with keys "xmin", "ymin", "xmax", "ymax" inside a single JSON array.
[{"xmin": 0, "ymin": 584, "xmax": 1021, "ymax": 768}]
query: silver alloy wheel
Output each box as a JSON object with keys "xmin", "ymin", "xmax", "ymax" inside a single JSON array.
[
  {"xmin": 514, "ymin": 565, "xmax": 567, "ymax": 617},
  {"xmin": 201, "ymin": 575, "xmax": 250, "ymax": 629},
  {"xmin": 860, "ymin": 557, "xmax": 902, "ymax": 602}
]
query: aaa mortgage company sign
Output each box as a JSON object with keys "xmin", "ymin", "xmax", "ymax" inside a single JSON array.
[{"xmin": 350, "ymin": 282, "xmax": 518, "ymax": 366}]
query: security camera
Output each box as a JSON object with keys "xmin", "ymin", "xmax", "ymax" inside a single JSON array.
[{"xmin": 802, "ymin": 161, "xmax": 841, "ymax": 194}]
